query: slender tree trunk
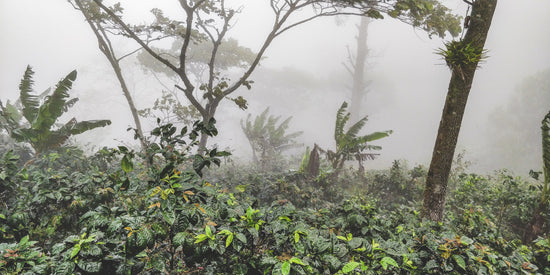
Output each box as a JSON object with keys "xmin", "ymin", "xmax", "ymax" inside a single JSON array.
[
  {"xmin": 422, "ymin": 0, "xmax": 497, "ymax": 222},
  {"xmin": 74, "ymin": 0, "xmax": 149, "ymax": 158},
  {"xmin": 348, "ymin": 17, "xmax": 370, "ymax": 124}
]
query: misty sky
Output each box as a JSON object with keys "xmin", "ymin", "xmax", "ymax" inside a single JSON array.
[{"xmin": 1, "ymin": 0, "xmax": 549, "ymax": 174}]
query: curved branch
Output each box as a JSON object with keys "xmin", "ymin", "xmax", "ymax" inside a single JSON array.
[{"xmin": 91, "ymin": 0, "xmax": 180, "ymax": 76}]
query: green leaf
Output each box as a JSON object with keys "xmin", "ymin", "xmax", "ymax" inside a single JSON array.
[
  {"xmin": 226, "ymin": 233, "xmax": 233, "ymax": 247},
  {"xmin": 194, "ymin": 234, "xmax": 208, "ymax": 244},
  {"xmin": 281, "ymin": 261, "xmax": 291, "ymax": 275},
  {"xmin": 173, "ymin": 232, "xmax": 186, "ymax": 247},
  {"xmin": 460, "ymin": 236, "xmax": 474, "ymax": 246},
  {"xmin": 337, "ymin": 235, "xmax": 348, "ymax": 242},
  {"xmin": 162, "ymin": 209, "xmax": 176, "ymax": 225},
  {"xmin": 289, "ymin": 257, "xmax": 305, "ymax": 265},
  {"xmin": 380, "ymin": 256, "xmax": 398, "ymax": 270},
  {"xmin": 342, "ymin": 261, "xmax": 360, "ymax": 273},
  {"xmin": 205, "ymin": 225, "xmax": 213, "ymax": 238},
  {"xmin": 121, "ymin": 155, "xmax": 133, "ymax": 173},
  {"xmin": 19, "ymin": 235, "xmax": 29, "ymax": 246},
  {"xmin": 70, "ymin": 243, "xmax": 81, "ymax": 259},
  {"xmin": 19, "ymin": 66, "xmax": 39, "ymax": 123},
  {"xmin": 235, "ymin": 233, "xmax": 247, "ymax": 244},
  {"xmin": 452, "ymin": 254, "xmax": 466, "ymax": 270}
]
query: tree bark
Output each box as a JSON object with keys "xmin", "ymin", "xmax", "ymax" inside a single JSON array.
[{"xmin": 422, "ymin": 0, "xmax": 497, "ymax": 222}]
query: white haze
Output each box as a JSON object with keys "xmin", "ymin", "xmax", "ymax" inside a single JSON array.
[{"xmin": 1, "ymin": 0, "xmax": 549, "ymax": 174}]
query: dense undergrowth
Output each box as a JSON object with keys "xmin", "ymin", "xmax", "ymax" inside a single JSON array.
[{"xmin": 0, "ymin": 123, "xmax": 549, "ymax": 274}]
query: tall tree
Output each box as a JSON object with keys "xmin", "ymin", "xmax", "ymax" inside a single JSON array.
[
  {"xmin": 344, "ymin": 16, "xmax": 371, "ymax": 124},
  {"xmin": 422, "ymin": 0, "xmax": 498, "ymax": 222},
  {"xmin": 70, "ymin": 0, "xmax": 148, "ymax": 156},
  {"xmin": 81, "ymin": 0, "xmax": 460, "ymax": 150}
]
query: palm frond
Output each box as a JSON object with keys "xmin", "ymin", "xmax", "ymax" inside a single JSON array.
[
  {"xmin": 0, "ymin": 100, "xmax": 21, "ymax": 131},
  {"xmin": 19, "ymin": 66, "xmax": 39, "ymax": 123},
  {"xmin": 345, "ymin": 116, "xmax": 368, "ymax": 139},
  {"xmin": 335, "ymin": 102, "xmax": 350, "ymax": 142},
  {"xmin": 33, "ymin": 70, "xmax": 77, "ymax": 130},
  {"xmin": 68, "ymin": 119, "xmax": 112, "ymax": 135},
  {"xmin": 63, "ymin": 98, "xmax": 80, "ymax": 113},
  {"xmin": 10, "ymin": 128, "xmax": 36, "ymax": 143},
  {"xmin": 359, "ymin": 130, "xmax": 394, "ymax": 143}
]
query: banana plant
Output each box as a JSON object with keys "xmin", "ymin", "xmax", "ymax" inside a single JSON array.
[
  {"xmin": 524, "ymin": 110, "xmax": 550, "ymax": 243},
  {"xmin": 0, "ymin": 66, "xmax": 111, "ymax": 155},
  {"xmin": 240, "ymin": 107, "xmax": 302, "ymax": 168},
  {"xmin": 326, "ymin": 102, "xmax": 392, "ymax": 175}
]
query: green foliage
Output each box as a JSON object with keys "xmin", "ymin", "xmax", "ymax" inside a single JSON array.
[
  {"xmin": 138, "ymin": 90, "xmax": 201, "ymax": 127},
  {"xmin": 0, "ymin": 236, "xmax": 49, "ymax": 274},
  {"xmin": 326, "ymin": 102, "xmax": 392, "ymax": 175},
  {"xmin": 1, "ymin": 111, "xmax": 547, "ymax": 274},
  {"xmin": 0, "ymin": 66, "xmax": 111, "ymax": 155},
  {"xmin": 436, "ymin": 40, "xmax": 487, "ymax": 79},
  {"xmin": 241, "ymin": 107, "xmax": 303, "ymax": 170}
]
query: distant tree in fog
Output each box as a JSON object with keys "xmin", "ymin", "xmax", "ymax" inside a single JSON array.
[
  {"xmin": 241, "ymin": 107, "xmax": 303, "ymax": 170},
  {"xmin": 73, "ymin": 0, "xmax": 460, "ymax": 150},
  {"xmin": 483, "ymin": 68, "xmax": 550, "ymax": 173},
  {"xmin": 344, "ymin": 16, "xmax": 372, "ymax": 124}
]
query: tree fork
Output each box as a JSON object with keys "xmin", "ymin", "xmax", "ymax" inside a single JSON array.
[{"xmin": 422, "ymin": 0, "xmax": 497, "ymax": 222}]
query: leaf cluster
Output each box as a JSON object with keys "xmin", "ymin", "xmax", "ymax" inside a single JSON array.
[
  {"xmin": 0, "ymin": 66, "xmax": 111, "ymax": 155},
  {"xmin": 241, "ymin": 108, "xmax": 303, "ymax": 170}
]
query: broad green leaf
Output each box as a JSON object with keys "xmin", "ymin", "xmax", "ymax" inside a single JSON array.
[
  {"xmin": 380, "ymin": 256, "xmax": 398, "ymax": 270},
  {"xmin": 70, "ymin": 243, "xmax": 81, "ymax": 259},
  {"xmin": 460, "ymin": 236, "xmax": 474, "ymax": 245},
  {"xmin": 194, "ymin": 234, "xmax": 208, "ymax": 244},
  {"xmin": 281, "ymin": 261, "xmax": 291, "ymax": 275},
  {"xmin": 452, "ymin": 254, "xmax": 466, "ymax": 270},
  {"xmin": 235, "ymin": 233, "xmax": 247, "ymax": 244},
  {"xmin": 226, "ymin": 233, "xmax": 233, "ymax": 247},
  {"xmin": 162, "ymin": 209, "xmax": 176, "ymax": 225},
  {"xmin": 19, "ymin": 235, "xmax": 29, "ymax": 246},
  {"xmin": 173, "ymin": 232, "xmax": 186, "ymax": 247},
  {"xmin": 19, "ymin": 66, "xmax": 39, "ymax": 123},
  {"xmin": 342, "ymin": 261, "xmax": 360, "ymax": 273},
  {"xmin": 289, "ymin": 257, "xmax": 305, "ymax": 265},
  {"xmin": 337, "ymin": 235, "xmax": 348, "ymax": 242},
  {"xmin": 205, "ymin": 225, "xmax": 213, "ymax": 238},
  {"xmin": 121, "ymin": 155, "xmax": 133, "ymax": 173}
]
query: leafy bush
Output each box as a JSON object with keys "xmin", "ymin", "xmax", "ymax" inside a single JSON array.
[{"xmin": 1, "ymin": 118, "xmax": 549, "ymax": 274}]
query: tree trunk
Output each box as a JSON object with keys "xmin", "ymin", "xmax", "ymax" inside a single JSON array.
[
  {"xmin": 349, "ymin": 17, "xmax": 371, "ymax": 124},
  {"xmin": 422, "ymin": 0, "xmax": 497, "ymax": 222},
  {"xmin": 74, "ymin": 0, "xmax": 149, "ymax": 158}
]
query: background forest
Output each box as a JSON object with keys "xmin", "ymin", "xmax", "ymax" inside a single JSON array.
[{"xmin": 0, "ymin": 0, "xmax": 549, "ymax": 274}]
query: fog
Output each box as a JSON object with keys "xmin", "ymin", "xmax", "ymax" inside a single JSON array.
[{"xmin": 1, "ymin": 0, "xmax": 549, "ymax": 174}]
